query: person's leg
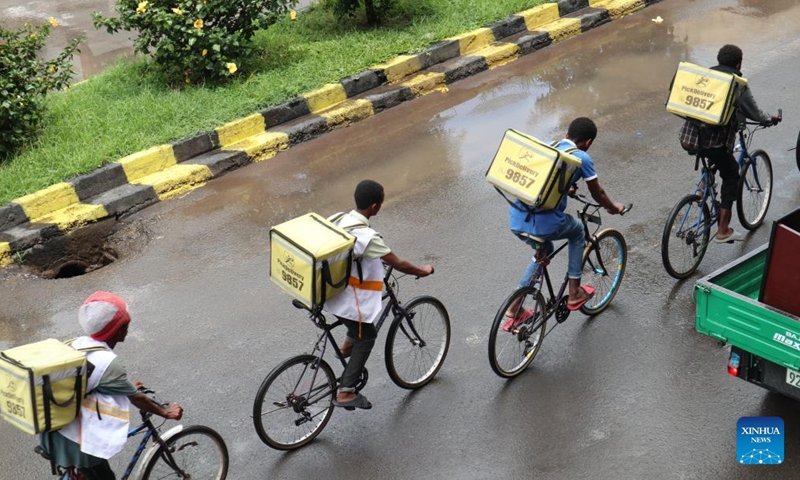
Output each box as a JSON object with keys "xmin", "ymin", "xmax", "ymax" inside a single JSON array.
[
  {"xmin": 78, "ymin": 461, "xmax": 116, "ymax": 480},
  {"xmin": 505, "ymin": 238, "xmax": 552, "ymax": 318},
  {"xmin": 559, "ymin": 215, "xmax": 589, "ymax": 304},
  {"xmin": 707, "ymin": 148, "xmax": 740, "ymax": 239},
  {"xmin": 336, "ymin": 318, "xmax": 377, "ymax": 403}
]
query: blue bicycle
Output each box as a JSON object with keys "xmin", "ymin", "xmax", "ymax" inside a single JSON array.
[
  {"xmin": 661, "ymin": 112, "xmax": 781, "ymax": 279},
  {"xmin": 37, "ymin": 388, "xmax": 228, "ymax": 480}
]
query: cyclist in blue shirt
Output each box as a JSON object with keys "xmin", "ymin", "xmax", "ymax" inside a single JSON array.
[{"xmin": 506, "ymin": 117, "xmax": 625, "ymax": 328}]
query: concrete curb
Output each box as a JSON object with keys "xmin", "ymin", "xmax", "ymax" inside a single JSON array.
[{"xmin": 0, "ymin": 0, "xmax": 662, "ymax": 268}]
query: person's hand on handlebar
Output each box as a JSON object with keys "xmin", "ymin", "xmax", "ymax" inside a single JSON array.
[
  {"xmin": 418, "ymin": 265, "xmax": 434, "ymax": 277},
  {"xmin": 163, "ymin": 403, "xmax": 184, "ymax": 421},
  {"xmin": 606, "ymin": 202, "xmax": 626, "ymax": 215}
]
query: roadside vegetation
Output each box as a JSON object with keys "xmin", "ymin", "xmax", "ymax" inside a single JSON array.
[{"xmin": 0, "ymin": 0, "xmax": 546, "ymax": 204}]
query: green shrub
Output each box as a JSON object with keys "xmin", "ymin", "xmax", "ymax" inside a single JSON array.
[
  {"xmin": 330, "ymin": 0, "xmax": 395, "ymax": 26},
  {"xmin": 0, "ymin": 20, "xmax": 80, "ymax": 160},
  {"xmin": 93, "ymin": 0, "xmax": 293, "ymax": 85}
]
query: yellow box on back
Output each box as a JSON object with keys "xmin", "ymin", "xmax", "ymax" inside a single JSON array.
[
  {"xmin": 270, "ymin": 213, "xmax": 355, "ymax": 309},
  {"xmin": 486, "ymin": 129, "xmax": 582, "ymax": 210},
  {"xmin": 666, "ymin": 62, "xmax": 747, "ymax": 126},
  {"xmin": 0, "ymin": 339, "xmax": 88, "ymax": 434}
]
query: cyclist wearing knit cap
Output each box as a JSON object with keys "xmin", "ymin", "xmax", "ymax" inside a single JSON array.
[{"xmin": 39, "ymin": 291, "xmax": 183, "ymax": 480}]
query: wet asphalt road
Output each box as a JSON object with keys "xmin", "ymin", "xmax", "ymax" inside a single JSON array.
[{"xmin": 3, "ymin": 0, "xmax": 800, "ymax": 478}]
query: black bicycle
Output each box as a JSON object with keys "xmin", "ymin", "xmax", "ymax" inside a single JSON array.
[
  {"xmin": 252, "ymin": 265, "xmax": 450, "ymax": 450},
  {"xmin": 488, "ymin": 193, "xmax": 632, "ymax": 379}
]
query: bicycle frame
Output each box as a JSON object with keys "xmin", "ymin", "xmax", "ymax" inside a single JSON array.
[
  {"xmin": 49, "ymin": 410, "xmax": 186, "ymax": 480},
  {"xmin": 675, "ymin": 121, "xmax": 767, "ymax": 245},
  {"xmin": 735, "ymin": 122, "xmax": 767, "ymax": 194},
  {"xmin": 521, "ymin": 196, "xmax": 608, "ymax": 333},
  {"xmin": 287, "ymin": 266, "xmax": 422, "ymax": 410}
]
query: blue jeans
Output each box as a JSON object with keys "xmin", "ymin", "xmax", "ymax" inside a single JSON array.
[{"xmin": 517, "ymin": 215, "xmax": 585, "ymax": 288}]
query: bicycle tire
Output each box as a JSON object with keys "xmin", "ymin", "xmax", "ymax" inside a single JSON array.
[
  {"xmin": 488, "ymin": 287, "xmax": 547, "ymax": 379},
  {"xmin": 252, "ymin": 355, "xmax": 335, "ymax": 450},
  {"xmin": 385, "ymin": 296, "xmax": 451, "ymax": 390},
  {"xmin": 139, "ymin": 425, "xmax": 229, "ymax": 480},
  {"xmin": 737, "ymin": 149, "xmax": 773, "ymax": 230},
  {"xmin": 661, "ymin": 194, "xmax": 711, "ymax": 279},
  {"xmin": 580, "ymin": 229, "xmax": 628, "ymax": 315}
]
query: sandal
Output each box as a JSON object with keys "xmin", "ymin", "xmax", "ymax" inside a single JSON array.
[
  {"xmin": 567, "ymin": 285, "xmax": 595, "ymax": 311},
  {"xmin": 332, "ymin": 393, "xmax": 372, "ymax": 410},
  {"xmin": 503, "ymin": 308, "xmax": 534, "ymax": 332}
]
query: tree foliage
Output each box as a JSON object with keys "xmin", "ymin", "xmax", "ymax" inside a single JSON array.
[
  {"xmin": 93, "ymin": 0, "xmax": 293, "ymax": 85},
  {"xmin": 332, "ymin": 0, "xmax": 394, "ymax": 26},
  {"xmin": 0, "ymin": 20, "xmax": 80, "ymax": 160}
]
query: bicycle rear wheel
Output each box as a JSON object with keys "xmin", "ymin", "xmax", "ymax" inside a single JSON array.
[
  {"xmin": 737, "ymin": 149, "xmax": 773, "ymax": 230},
  {"xmin": 252, "ymin": 355, "xmax": 335, "ymax": 450},
  {"xmin": 661, "ymin": 194, "xmax": 711, "ymax": 279},
  {"xmin": 580, "ymin": 229, "xmax": 627, "ymax": 315},
  {"xmin": 385, "ymin": 296, "xmax": 451, "ymax": 390},
  {"xmin": 488, "ymin": 287, "xmax": 547, "ymax": 379},
  {"xmin": 140, "ymin": 425, "xmax": 229, "ymax": 480}
]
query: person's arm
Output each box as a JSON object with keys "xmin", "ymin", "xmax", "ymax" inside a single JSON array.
[
  {"xmin": 128, "ymin": 390, "xmax": 183, "ymax": 420},
  {"xmin": 738, "ymin": 86, "xmax": 778, "ymax": 125},
  {"xmin": 381, "ymin": 252, "xmax": 433, "ymax": 277},
  {"xmin": 586, "ymin": 178, "xmax": 625, "ymax": 215}
]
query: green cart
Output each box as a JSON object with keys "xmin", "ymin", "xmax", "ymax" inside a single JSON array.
[{"xmin": 695, "ymin": 244, "xmax": 800, "ymax": 400}]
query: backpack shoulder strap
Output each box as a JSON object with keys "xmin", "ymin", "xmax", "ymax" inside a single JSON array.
[
  {"xmin": 64, "ymin": 338, "xmax": 108, "ymax": 353},
  {"xmin": 329, "ymin": 212, "xmax": 368, "ymax": 231}
]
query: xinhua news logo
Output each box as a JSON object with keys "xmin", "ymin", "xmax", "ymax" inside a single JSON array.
[{"xmin": 737, "ymin": 417, "xmax": 784, "ymax": 465}]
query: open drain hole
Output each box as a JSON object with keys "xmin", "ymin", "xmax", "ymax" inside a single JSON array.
[
  {"xmin": 47, "ymin": 249, "xmax": 118, "ymax": 279},
  {"xmin": 54, "ymin": 261, "xmax": 89, "ymax": 279}
]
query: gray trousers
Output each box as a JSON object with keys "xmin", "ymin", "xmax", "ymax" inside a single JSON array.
[{"xmin": 337, "ymin": 317, "xmax": 378, "ymax": 393}]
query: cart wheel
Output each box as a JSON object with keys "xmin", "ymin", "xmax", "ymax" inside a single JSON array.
[{"xmin": 796, "ymin": 130, "xmax": 800, "ymax": 172}]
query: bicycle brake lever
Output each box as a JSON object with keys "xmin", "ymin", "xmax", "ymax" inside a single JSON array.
[{"xmin": 621, "ymin": 204, "xmax": 633, "ymax": 215}]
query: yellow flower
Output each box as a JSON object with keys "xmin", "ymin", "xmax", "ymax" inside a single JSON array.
[
  {"xmin": 136, "ymin": 1, "xmax": 148, "ymax": 14},
  {"xmin": 49, "ymin": 17, "xmax": 58, "ymax": 28},
  {"xmin": 49, "ymin": 65, "xmax": 56, "ymax": 72},
  {"xmin": 194, "ymin": 19, "xmax": 204, "ymax": 29},
  {"xmin": 226, "ymin": 62, "xmax": 237, "ymax": 74},
  {"xmin": 30, "ymin": 33, "xmax": 37, "ymax": 39},
  {"xmin": 290, "ymin": 10, "xmax": 297, "ymax": 20},
  {"xmin": 202, "ymin": 49, "xmax": 207, "ymax": 56},
  {"xmin": 172, "ymin": 8, "xmax": 183, "ymax": 15}
]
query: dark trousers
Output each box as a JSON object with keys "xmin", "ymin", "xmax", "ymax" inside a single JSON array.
[
  {"xmin": 337, "ymin": 317, "xmax": 377, "ymax": 393},
  {"xmin": 79, "ymin": 461, "xmax": 116, "ymax": 480},
  {"xmin": 706, "ymin": 147, "xmax": 739, "ymax": 209}
]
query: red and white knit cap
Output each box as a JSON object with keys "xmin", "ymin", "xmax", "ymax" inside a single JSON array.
[{"xmin": 78, "ymin": 291, "xmax": 131, "ymax": 342}]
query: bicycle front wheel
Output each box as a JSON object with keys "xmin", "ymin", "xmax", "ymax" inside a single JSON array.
[
  {"xmin": 661, "ymin": 194, "xmax": 711, "ymax": 279},
  {"xmin": 140, "ymin": 425, "xmax": 229, "ymax": 480},
  {"xmin": 252, "ymin": 355, "xmax": 335, "ymax": 450},
  {"xmin": 385, "ymin": 296, "xmax": 451, "ymax": 390},
  {"xmin": 580, "ymin": 229, "xmax": 627, "ymax": 315},
  {"xmin": 737, "ymin": 149, "xmax": 773, "ymax": 230},
  {"xmin": 488, "ymin": 287, "xmax": 547, "ymax": 379}
]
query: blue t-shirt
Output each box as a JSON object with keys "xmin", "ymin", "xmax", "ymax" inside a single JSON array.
[{"xmin": 508, "ymin": 139, "xmax": 597, "ymax": 236}]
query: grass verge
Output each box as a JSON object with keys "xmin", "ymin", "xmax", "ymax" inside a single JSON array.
[{"xmin": 0, "ymin": 0, "xmax": 547, "ymax": 205}]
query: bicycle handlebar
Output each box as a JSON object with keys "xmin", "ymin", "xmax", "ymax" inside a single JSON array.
[{"xmin": 569, "ymin": 191, "xmax": 633, "ymax": 216}]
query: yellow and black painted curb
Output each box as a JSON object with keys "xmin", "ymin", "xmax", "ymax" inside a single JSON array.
[{"xmin": 0, "ymin": 0, "xmax": 662, "ymax": 267}]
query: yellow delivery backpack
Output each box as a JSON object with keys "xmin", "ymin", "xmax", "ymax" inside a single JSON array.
[
  {"xmin": 270, "ymin": 212, "xmax": 356, "ymax": 310},
  {"xmin": 486, "ymin": 129, "xmax": 582, "ymax": 211},
  {"xmin": 0, "ymin": 339, "xmax": 105, "ymax": 435},
  {"xmin": 666, "ymin": 62, "xmax": 747, "ymax": 126}
]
